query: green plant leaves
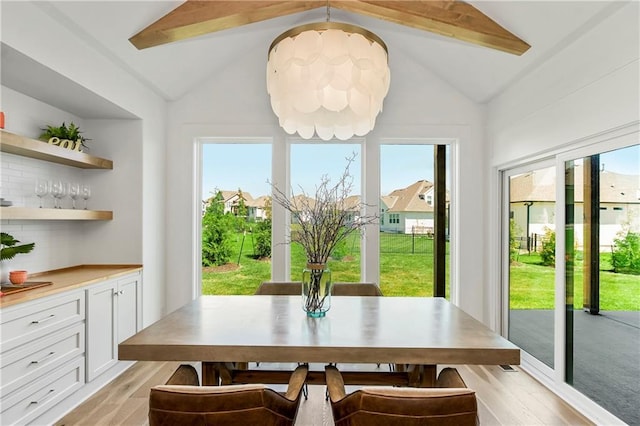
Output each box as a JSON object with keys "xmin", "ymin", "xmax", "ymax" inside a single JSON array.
[{"xmin": 0, "ymin": 232, "xmax": 35, "ymax": 261}]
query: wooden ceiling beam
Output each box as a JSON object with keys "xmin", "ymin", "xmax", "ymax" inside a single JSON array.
[
  {"xmin": 331, "ymin": 1, "xmax": 530, "ymax": 55},
  {"xmin": 129, "ymin": 0, "xmax": 326, "ymax": 49},
  {"xmin": 130, "ymin": 0, "xmax": 530, "ymax": 56}
]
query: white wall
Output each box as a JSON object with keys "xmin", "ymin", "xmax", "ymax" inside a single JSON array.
[
  {"xmin": 487, "ymin": 1, "xmax": 639, "ymax": 327},
  {"xmin": 1, "ymin": 2, "xmax": 168, "ymax": 325},
  {"xmin": 166, "ymin": 42, "xmax": 488, "ymax": 320}
]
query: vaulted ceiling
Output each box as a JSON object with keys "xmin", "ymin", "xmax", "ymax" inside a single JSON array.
[{"xmin": 14, "ymin": 1, "xmax": 623, "ymax": 103}]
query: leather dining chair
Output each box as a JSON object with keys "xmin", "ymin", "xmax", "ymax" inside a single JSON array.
[
  {"xmin": 325, "ymin": 365, "xmax": 479, "ymax": 426},
  {"xmin": 254, "ymin": 281, "xmax": 301, "ymax": 295},
  {"xmin": 149, "ymin": 364, "xmax": 308, "ymax": 426},
  {"xmin": 255, "ymin": 281, "xmax": 383, "ymax": 296}
]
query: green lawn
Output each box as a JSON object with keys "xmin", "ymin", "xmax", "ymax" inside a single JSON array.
[
  {"xmin": 510, "ymin": 252, "xmax": 639, "ymax": 310},
  {"xmin": 203, "ymin": 232, "xmax": 638, "ymax": 311}
]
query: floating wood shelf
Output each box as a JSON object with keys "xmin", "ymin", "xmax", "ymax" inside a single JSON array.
[
  {"xmin": 0, "ymin": 207, "xmax": 113, "ymax": 221},
  {"xmin": 0, "ymin": 129, "xmax": 113, "ymax": 169}
]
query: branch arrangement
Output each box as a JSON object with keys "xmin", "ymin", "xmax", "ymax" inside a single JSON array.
[{"xmin": 271, "ymin": 153, "xmax": 377, "ymax": 265}]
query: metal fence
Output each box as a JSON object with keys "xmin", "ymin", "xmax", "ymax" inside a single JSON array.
[
  {"xmin": 516, "ymin": 234, "xmax": 543, "ymax": 252},
  {"xmin": 380, "ymin": 232, "xmax": 434, "ymax": 254}
]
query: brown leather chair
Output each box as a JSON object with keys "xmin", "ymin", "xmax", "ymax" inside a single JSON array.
[
  {"xmin": 254, "ymin": 281, "xmax": 301, "ymax": 295},
  {"xmin": 325, "ymin": 365, "xmax": 478, "ymax": 426},
  {"xmin": 255, "ymin": 281, "xmax": 383, "ymax": 296},
  {"xmin": 149, "ymin": 364, "xmax": 308, "ymax": 426}
]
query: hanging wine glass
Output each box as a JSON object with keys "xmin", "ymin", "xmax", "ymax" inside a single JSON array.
[
  {"xmin": 69, "ymin": 182, "xmax": 80, "ymax": 209},
  {"xmin": 50, "ymin": 180, "xmax": 63, "ymax": 209},
  {"xmin": 81, "ymin": 184, "xmax": 91, "ymax": 210},
  {"xmin": 35, "ymin": 178, "xmax": 49, "ymax": 208}
]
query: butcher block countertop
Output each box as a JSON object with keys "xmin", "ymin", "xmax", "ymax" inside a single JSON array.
[{"xmin": 0, "ymin": 264, "xmax": 142, "ymax": 308}]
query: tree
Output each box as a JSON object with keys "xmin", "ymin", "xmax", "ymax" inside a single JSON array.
[
  {"xmin": 202, "ymin": 192, "xmax": 233, "ymax": 266},
  {"xmin": 253, "ymin": 219, "xmax": 272, "ymax": 258},
  {"xmin": 611, "ymin": 231, "xmax": 640, "ymax": 275},
  {"xmin": 509, "ymin": 219, "xmax": 521, "ymax": 264},
  {"xmin": 540, "ymin": 227, "xmax": 556, "ymax": 267}
]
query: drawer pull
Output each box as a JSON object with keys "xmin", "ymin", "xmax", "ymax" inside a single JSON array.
[
  {"xmin": 114, "ymin": 290, "xmax": 124, "ymax": 296},
  {"xmin": 31, "ymin": 314, "xmax": 56, "ymax": 324},
  {"xmin": 30, "ymin": 389, "xmax": 55, "ymax": 405},
  {"xmin": 30, "ymin": 351, "xmax": 56, "ymax": 365}
]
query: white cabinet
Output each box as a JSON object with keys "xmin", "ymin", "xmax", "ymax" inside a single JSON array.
[
  {"xmin": 86, "ymin": 271, "xmax": 141, "ymax": 382},
  {"xmin": 0, "ymin": 291, "xmax": 85, "ymax": 425},
  {"xmin": 117, "ymin": 273, "xmax": 142, "ymax": 343}
]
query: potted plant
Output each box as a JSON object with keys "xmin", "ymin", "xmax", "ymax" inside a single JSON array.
[
  {"xmin": 39, "ymin": 121, "xmax": 91, "ymax": 152},
  {"xmin": 271, "ymin": 153, "xmax": 377, "ymax": 317},
  {"xmin": 1, "ymin": 232, "xmax": 35, "ymax": 285}
]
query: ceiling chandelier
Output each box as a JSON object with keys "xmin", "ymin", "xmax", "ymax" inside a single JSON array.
[{"xmin": 266, "ymin": 18, "xmax": 390, "ymax": 141}]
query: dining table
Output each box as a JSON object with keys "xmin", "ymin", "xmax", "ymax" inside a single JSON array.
[{"xmin": 119, "ymin": 295, "xmax": 519, "ymax": 387}]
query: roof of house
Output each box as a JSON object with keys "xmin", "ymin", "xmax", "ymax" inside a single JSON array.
[
  {"xmin": 206, "ymin": 190, "xmax": 254, "ymax": 204},
  {"xmin": 247, "ymin": 195, "xmax": 270, "ymax": 208},
  {"xmin": 509, "ymin": 166, "xmax": 639, "ymax": 204},
  {"xmin": 383, "ymin": 180, "xmax": 435, "ymax": 213}
]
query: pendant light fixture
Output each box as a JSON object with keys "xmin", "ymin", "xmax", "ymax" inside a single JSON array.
[{"xmin": 266, "ymin": 4, "xmax": 390, "ymax": 141}]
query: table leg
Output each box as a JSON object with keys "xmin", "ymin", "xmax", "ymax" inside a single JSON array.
[
  {"xmin": 202, "ymin": 362, "xmax": 220, "ymax": 386},
  {"xmin": 419, "ymin": 365, "xmax": 437, "ymax": 387}
]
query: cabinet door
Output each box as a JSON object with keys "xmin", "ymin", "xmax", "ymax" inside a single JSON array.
[
  {"xmin": 86, "ymin": 281, "xmax": 117, "ymax": 382},
  {"xmin": 117, "ymin": 274, "xmax": 140, "ymax": 343}
]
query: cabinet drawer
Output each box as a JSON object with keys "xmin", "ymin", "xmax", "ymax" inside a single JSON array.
[
  {"xmin": 1, "ymin": 323, "xmax": 84, "ymax": 396},
  {"xmin": 0, "ymin": 291, "xmax": 84, "ymax": 353},
  {"xmin": 0, "ymin": 356, "xmax": 84, "ymax": 426}
]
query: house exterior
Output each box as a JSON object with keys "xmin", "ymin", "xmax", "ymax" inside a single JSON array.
[
  {"xmin": 381, "ymin": 180, "xmax": 449, "ymax": 234},
  {"xmin": 246, "ymin": 195, "xmax": 270, "ymax": 221},
  {"xmin": 510, "ymin": 165, "xmax": 640, "ymax": 248},
  {"xmin": 203, "ymin": 190, "xmax": 270, "ymax": 221}
]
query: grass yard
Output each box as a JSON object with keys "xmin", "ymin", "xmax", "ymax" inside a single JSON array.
[
  {"xmin": 202, "ymin": 231, "xmax": 638, "ymax": 311},
  {"xmin": 510, "ymin": 252, "xmax": 639, "ymax": 310}
]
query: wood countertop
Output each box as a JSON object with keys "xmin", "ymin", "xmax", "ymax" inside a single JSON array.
[{"xmin": 0, "ymin": 264, "xmax": 142, "ymax": 309}]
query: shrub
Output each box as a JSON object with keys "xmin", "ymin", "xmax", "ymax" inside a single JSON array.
[
  {"xmin": 253, "ymin": 220, "xmax": 272, "ymax": 258},
  {"xmin": 540, "ymin": 227, "xmax": 556, "ymax": 266},
  {"xmin": 202, "ymin": 193, "xmax": 233, "ymax": 266},
  {"xmin": 611, "ymin": 231, "xmax": 640, "ymax": 275},
  {"xmin": 330, "ymin": 238, "xmax": 348, "ymax": 261},
  {"xmin": 509, "ymin": 219, "xmax": 521, "ymax": 263}
]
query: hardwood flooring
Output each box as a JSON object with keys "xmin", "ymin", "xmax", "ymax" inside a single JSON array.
[{"xmin": 55, "ymin": 362, "xmax": 593, "ymax": 426}]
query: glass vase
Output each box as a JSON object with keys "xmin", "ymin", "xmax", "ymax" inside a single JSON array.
[{"xmin": 302, "ymin": 263, "xmax": 332, "ymax": 317}]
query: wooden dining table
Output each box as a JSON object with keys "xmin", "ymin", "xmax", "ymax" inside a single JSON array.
[{"xmin": 119, "ymin": 295, "xmax": 519, "ymax": 386}]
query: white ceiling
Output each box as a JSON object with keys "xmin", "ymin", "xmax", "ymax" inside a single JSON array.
[{"xmin": 17, "ymin": 1, "xmax": 625, "ymax": 105}]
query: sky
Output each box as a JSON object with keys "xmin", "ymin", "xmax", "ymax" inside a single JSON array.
[
  {"xmin": 201, "ymin": 144, "xmax": 441, "ymax": 200},
  {"xmin": 201, "ymin": 143, "xmax": 638, "ymax": 201}
]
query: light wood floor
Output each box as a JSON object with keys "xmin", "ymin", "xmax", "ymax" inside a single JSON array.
[{"xmin": 55, "ymin": 362, "xmax": 593, "ymax": 426}]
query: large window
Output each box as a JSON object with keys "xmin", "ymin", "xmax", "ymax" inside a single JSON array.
[
  {"xmin": 289, "ymin": 143, "xmax": 361, "ymax": 283},
  {"xmin": 380, "ymin": 144, "xmax": 450, "ymax": 297},
  {"xmin": 200, "ymin": 143, "xmax": 272, "ymax": 294},
  {"xmin": 198, "ymin": 139, "xmax": 453, "ymax": 298}
]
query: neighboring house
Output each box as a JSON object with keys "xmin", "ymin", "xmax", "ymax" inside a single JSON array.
[
  {"xmin": 203, "ymin": 190, "xmax": 253, "ymax": 217},
  {"xmin": 509, "ymin": 165, "xmax": 640, "ymax": 248},
  {"xmin": 380, "ymin": 180, "xmax": 449, "ymax": 234},
  {"xmin": 289, "ymin": 194, "xmax": 316, "ymax": 224},
  {"xmin": 247, "ymin": 195, "xmax": 270, "ymax": 221}
]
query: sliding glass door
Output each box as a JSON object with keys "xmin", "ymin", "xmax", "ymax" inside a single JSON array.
[
  {"xmin": 563, "ymin": 144, "xmax": 639, "ymax": 425},
  {"xmin": 503, "ymin": 140, "xmax": 639, "ymax": 424},
  {"xmin": 504, "ymin": 161, "xmax": 556, "ymax": 370}
]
